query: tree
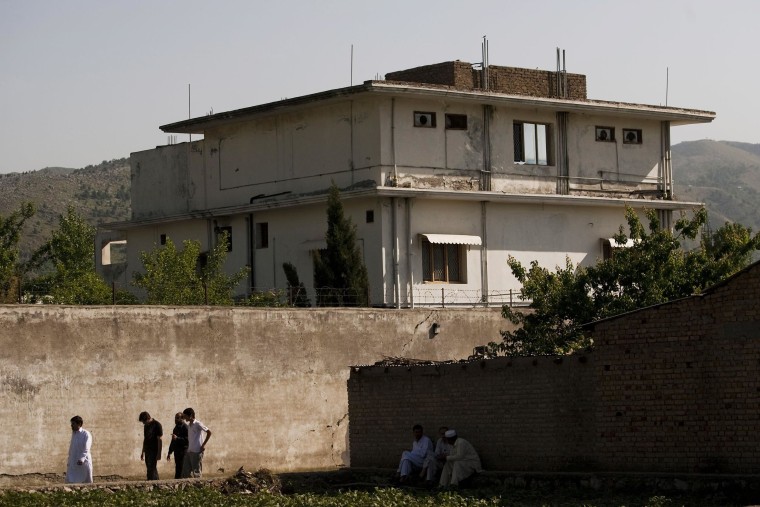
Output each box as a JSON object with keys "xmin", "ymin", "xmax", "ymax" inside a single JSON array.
[
  {"xmin": 492, "ymin": 207, "xmax": 760, "ymax": 356},
  {"xmin": 282, "ymin": 261, "xmax": 311, "ymax": 307},
  {"xmin": 313, "ymin": 184, "xmax": 369, "ymax": 306},
  {"xmin": 26, "ymin": 206, "xmax": 119, "ymax": 304},
  {"xmin": 133, "ymin": 232, "xmax": 248, "ymax": 305},
  {"xmin": 0, "ymin": 202, "xmax": 35, "ymax": 302}
]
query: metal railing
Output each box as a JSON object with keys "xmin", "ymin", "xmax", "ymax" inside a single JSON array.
[
  {"xmin": 412, "ymin": 288, "xmax": 529, "ymax": 308},
  {"xmin": 10, "ymin": 280, "xmax": 529, "ymax": 309}
]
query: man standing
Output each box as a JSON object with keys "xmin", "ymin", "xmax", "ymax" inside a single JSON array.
[
  {"xmin": 167, "ymin": 412, "xmax": 188, "ymax": 479},
  {"xmin": 181, "ymin": 407, "xmax": 212, "ymax": 478},
  {"xmin": 138, "ymin": 411, "xmax": 163, "ymax": 480},
  {"xmin": 66, "ymin": 415, "xmax": 93, "ymax": 484},
  {"xmin": 395, "ymin": 424, "xmax": 433, "ymax": 484},
  {"xmin": 438, "ymin": 429, "xmax": 482, "ymax": 488}
]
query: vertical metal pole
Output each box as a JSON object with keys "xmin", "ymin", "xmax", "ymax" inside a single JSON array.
[
  {"xmin": 188, "ymin": 84, "xmax": 192, "ymax": 143},
  {"xmin": 441, "ymin": 287, "xmax": 445, "ymax": 308}
]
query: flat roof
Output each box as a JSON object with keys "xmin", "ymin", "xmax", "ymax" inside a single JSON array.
[{"xmin": 160, "ymin": 81, "xmax": 715, "ymax": 134}]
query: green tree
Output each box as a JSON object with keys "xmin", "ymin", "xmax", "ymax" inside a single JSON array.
[
  {"xmin": 133, "ymin": 232, "xmax": 248, "ymax": 305},
  {"xmin": 0, "ymin": 202, "xmax": 35, "ymax": 302},
  {"xmin": 313, "ymin": 184, "xmax": 369, "ymax": 306},
  {"xmin": 493, "ymin": 207, "xmax": 760, "ymax": 356},
  {"xmin": 26, "ymin": 206, "xmax": 118, "ymax": 304},
  {"xmin": 282, "ymin": 261, "xmax": 311, "ymax": 307}
]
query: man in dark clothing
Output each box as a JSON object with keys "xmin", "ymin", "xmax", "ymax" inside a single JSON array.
[
  {"xmin": 166, "ymin": 412, "xmax": 188, "ymax": 479},
  {"xmin": 138, "ymin": 411, "xmax": 163, "ymax": 480}
]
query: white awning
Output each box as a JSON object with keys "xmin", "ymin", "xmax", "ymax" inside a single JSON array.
[
  {"xmin": 301, "ymin": 239, "xmax": 327, "ymax": 251},
  {"xmin": 421, "ymin": 234, "xmax": 482, "ymax": 246},
  {"xmin": 604, "ymin": 238, "xmax": 636, "ymax": 248}
]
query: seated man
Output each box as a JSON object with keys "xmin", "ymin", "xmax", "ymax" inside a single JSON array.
[
  {"xmin": 438, "ymin": 429, "xmax": 482, "ymax": 488},
  {"xmin": 396, "ymin": 424, "xmax": 433, "ymax": 483},
  {"xmin": 421, "ymin": 426, "xmax": 453, "ymax": 485}
]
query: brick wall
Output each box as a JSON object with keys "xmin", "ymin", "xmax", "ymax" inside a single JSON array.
[
  {"xmin": 385, "ymin": 61, "xmax": 587, "ymax": 100},
  {"xmin": 348, "ymin": 353, "xmax": 596, "ymax": 471},
  {"xmin": 348, "ymin": 262, "xmax": 760, "ymax": 473}
]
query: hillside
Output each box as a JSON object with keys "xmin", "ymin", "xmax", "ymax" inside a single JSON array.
[
  {"xmin": 673, "ymin": 140, "xmax": 760, "ymax": 232},
  {"xmin": 0, "ymin": 158, "xmax": 131, "ymax": 261}
]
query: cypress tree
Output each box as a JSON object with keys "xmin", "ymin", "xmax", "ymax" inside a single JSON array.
[{"xmin": 313, "ymin": 183, "xmax": 369, "ymax": 306}]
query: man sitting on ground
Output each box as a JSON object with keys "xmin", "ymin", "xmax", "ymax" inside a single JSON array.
[
  {"xmin": 438, "ymin": 429, "xmax": 482, "ymax": 488},
  {"xmin": 421, "ymin": 426, "xmax": 453, "ymax": 485},
  {"xmin": 396, "ymin": 424, "xmax": 433, "ymax": 484}
]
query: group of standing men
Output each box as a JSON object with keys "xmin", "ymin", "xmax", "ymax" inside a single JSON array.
[
  {"xmin": 65, "ymin": 408, "xmax": 212, "ymax": 484},
  {"xmin": 396, "ymin": 424, "xmax": 482, "ymax": 488}
]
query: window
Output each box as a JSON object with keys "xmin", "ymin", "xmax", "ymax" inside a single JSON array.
[
  {"xmin": 160, "ymin": 234, "xmax": 167, "ymax": 246},
  {"xmin": 623, "ymin": 129, "xmax": 642, "ymax": 144},
  {"xmin": 366, "ymin": 210, "xmax": 374, "ymax": 223},
  {"xmin": 595, "ymin": 126, "xmax": 615, "ymax": 142},
  {"xmin": 413, "ymin": 111, "xmax": 436, "ymax": 128},
  {"xmin": 215, "ymin": 226, "xmax": 232, "ymax": 252},
  {"xmin": 422, "ymin": 240, "xmax": 464, "ymax": 283},
  {"xmin": 255, "ymin": 222, "xmax": 269, "ymax": 249},
  {"xmin": 445, "ymin": 113, "xmax": 467, "ymax": 130},
  {"xmin": 514, "ymin": 122, "xmax": 550, "ymax": 165}
]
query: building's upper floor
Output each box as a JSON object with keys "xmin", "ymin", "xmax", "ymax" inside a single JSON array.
[{"xmin": 129, "ymin": 60, "xmax": 714, "ymax": 221}]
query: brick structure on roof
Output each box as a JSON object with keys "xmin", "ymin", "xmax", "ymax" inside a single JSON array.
[{"xmin": 385, "ymin": 60, "xmax": 587, "ymax": 100}]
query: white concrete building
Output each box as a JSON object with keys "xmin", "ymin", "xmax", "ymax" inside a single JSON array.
[{"xmin": 97, "ymin": 60, "xmax": 714, "ymax": 307}]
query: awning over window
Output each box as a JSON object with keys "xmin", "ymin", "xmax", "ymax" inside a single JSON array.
[
  {"xmin": 420, "ymin": 234, "xmax": 482, "ymax": 246},
  {"xmin": 604, "ymin": 238, "xmax": 636, "ymax": 248},
  {"xmin": 301, "ymin": 239, "xmax": 327, "ymax": 251}
]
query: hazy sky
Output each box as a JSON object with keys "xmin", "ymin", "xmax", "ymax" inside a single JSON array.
[{"xmin": 1, "ymin": 0, "xmax": 756, "ymax": 173}]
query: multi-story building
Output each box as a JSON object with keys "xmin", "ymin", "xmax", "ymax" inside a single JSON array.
[{"xmin": 97, "ymin": 60, "xmax": 714, "ymax": 307}]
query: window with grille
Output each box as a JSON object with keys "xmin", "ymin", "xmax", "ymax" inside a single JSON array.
[{"xmin": 422, "ymin": 240, "xmax": 464, "ymax": 283}]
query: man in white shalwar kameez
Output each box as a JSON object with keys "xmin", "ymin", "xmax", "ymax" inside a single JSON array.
[
  {"xmin": 66, "ymin": 415, "xmax": 93, "ymax": 484},
  {"xmin": 422, "ymin": 426, "xmax": 453, "ymax": 483},
  {"xmin": 439, "ymin": 429, "xmax": 481, "ymax": 488},
  {"xmin": 396, "ymin": 424, "xmax": 433, "ymax": 483}
]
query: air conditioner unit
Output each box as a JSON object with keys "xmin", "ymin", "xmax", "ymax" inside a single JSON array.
[
  {"xmin": 414, "ymin": 112, "xmax": 436, "ymax": 128},
  {"xmin": 596, "ymin": 127, "xmax": 613, "ymax": 141},
  {"xmin": 624, "ymin": 130, "xmax": 641, "ymax": 144}
]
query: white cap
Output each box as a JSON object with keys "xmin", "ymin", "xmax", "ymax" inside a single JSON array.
[{"xmin": 444, "ymin": 429, "xmax": 457, "ymax": 438}]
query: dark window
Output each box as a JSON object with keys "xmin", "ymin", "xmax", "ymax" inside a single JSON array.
[
  {"xmin": 366, "ymin": 210, "xmax": 374, "ymax": 223},
  {"xmin": 595, "ymin": 126, "xmax": 615, "ymax": 142},
  {"xmin": 445, "ymin": 114, "xmax": 467, "ymax": 130},
  {"xmin": 413, "ymin": 111, "xmax": 436, "ymax": 128},
  {"xmin": 623, "ymin": 129, "xmax": 642, "ymax": 144},
  {"xmin": 255, "ymin": 222, "xmax": 269, "ymax": 249},
  {"xmin": 160, "ymin": 234, "xmax": 167, "ymax": 245},
  {"xmin": 422, "ymin": 240, "xmax": 464, "ymax": 283},
  {"xmin": 215, "ymin": 226, "xmax": 232, "ymax": 252},
  {"xmin": 514, "ymin": 122, "xmax": 551, "ymax": 165},
  {"xmin": 197, "ymin": 252, "xmax": 208, "ymax": 274}
]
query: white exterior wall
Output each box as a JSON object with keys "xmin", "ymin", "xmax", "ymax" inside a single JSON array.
[
  {"xmin": 197, "ymin": 99, "xmax": 382, "ymax": 210},
  {"xmin": 567, "ymin": 114, "xmax": 662, "ymax": 189}
]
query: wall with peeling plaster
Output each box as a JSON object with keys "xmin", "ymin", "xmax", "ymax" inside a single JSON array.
[{"xmin": 0, "ymin": 305, "xmax": 508, "ymax": 477}]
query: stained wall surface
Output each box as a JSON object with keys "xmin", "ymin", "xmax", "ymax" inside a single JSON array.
[{"xmin": 0, "ymin": 306, "xmax": 506, "ymax": 477}]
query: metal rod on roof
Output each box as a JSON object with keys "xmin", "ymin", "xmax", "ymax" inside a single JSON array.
[
  {"xmin": 350, "ymin": 44, "xmax": 354, "ymax": 86},
  {"xmin": 666, "ymin": 67, "xmax": 669, "ymax": 107},
  {"xmin": 188, "ymin": 84, "xmax": 192, "ymax": 143}
]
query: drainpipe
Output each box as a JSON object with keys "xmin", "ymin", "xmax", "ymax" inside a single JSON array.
[
  {"xmin": 391, "ymin": 98, "xmax": 398, "ymax": 186},
  {"xmin": 405, "ymin": 197, "xmax": 413, "ymax": 308},
  {"xmin": 481, "ymin": 105, "xmax": 492, "ymax": 191},
  {"xmin": 391, "ymin": 197, "xmax": 400, "ymax": 308},
  {"xmin": 248, "ymin": 213, "xmax": 255, "ymax": 291},
  {"xmin": 481, "ymin": 201, "xmax": 488, "ymax": 304}
]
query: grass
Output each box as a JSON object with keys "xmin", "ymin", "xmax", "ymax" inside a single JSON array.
[{"xmin": 0, "ymin": 486, "xmax": 742, "ymax": 507}]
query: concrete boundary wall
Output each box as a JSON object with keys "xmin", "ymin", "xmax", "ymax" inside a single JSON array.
[{"xmin": 0, "ymin": 305, "xmax": 506, "ymax": 477}]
